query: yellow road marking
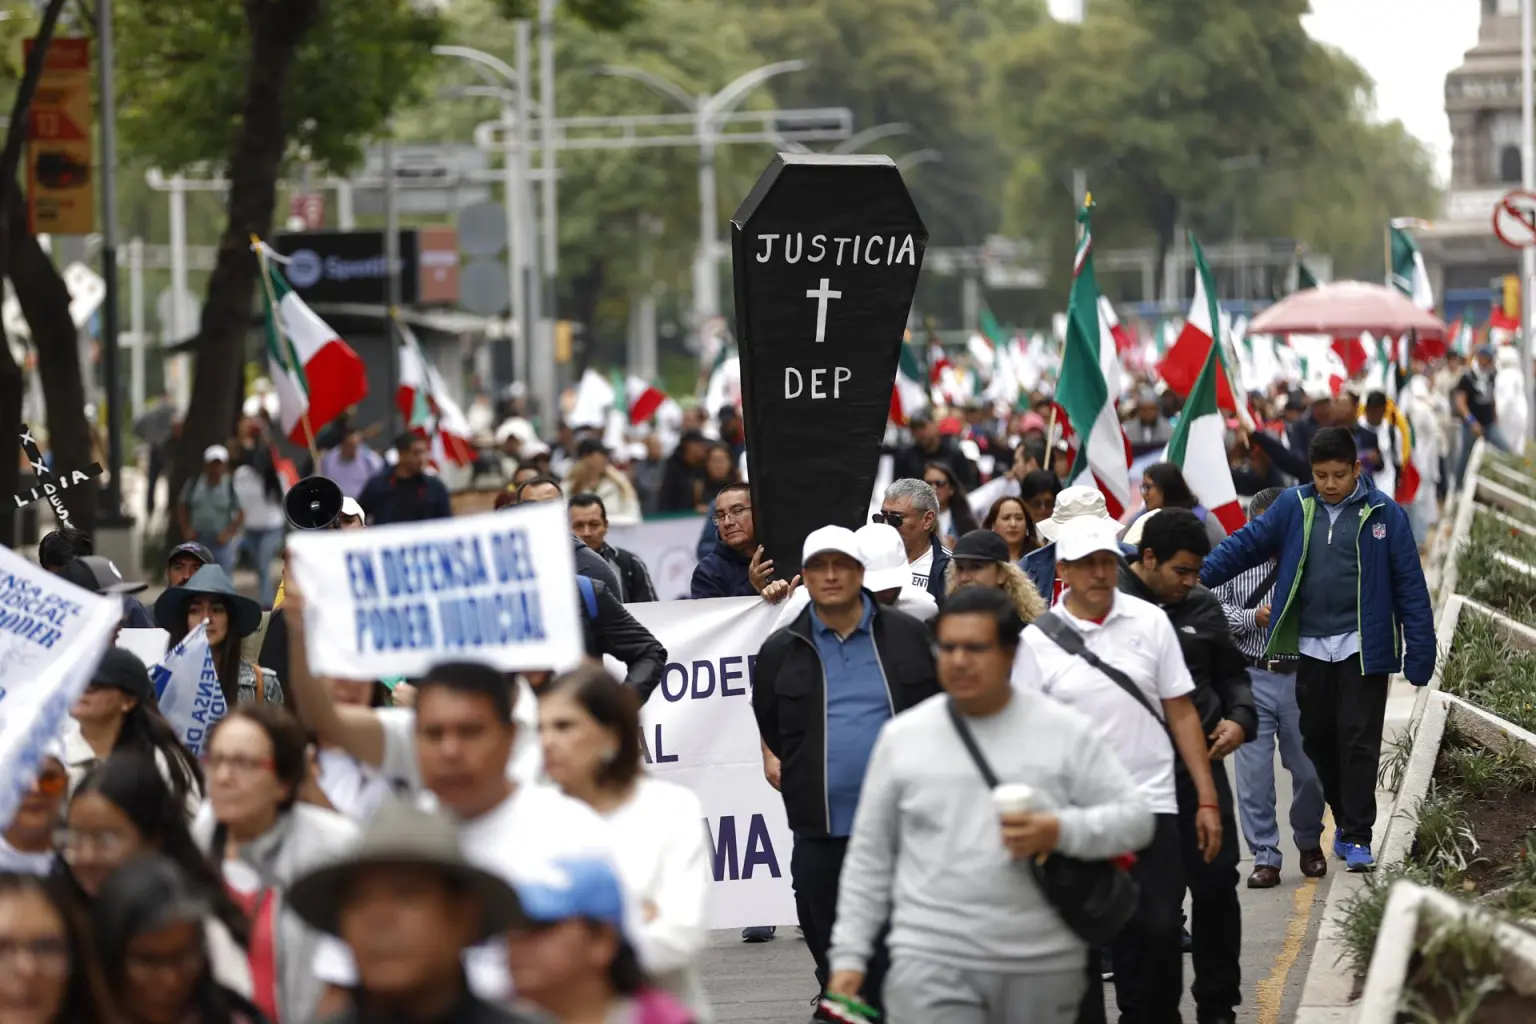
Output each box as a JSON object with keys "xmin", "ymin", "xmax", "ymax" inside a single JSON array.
[{"xmin": 1254, "ymin": 810, "xmax": 1334, "ymax": 1024}]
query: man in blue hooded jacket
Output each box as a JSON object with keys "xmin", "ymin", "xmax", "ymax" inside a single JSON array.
[{"xmin": 1200, "ymin": 426, "xmax": 1434, "ymax": 873}]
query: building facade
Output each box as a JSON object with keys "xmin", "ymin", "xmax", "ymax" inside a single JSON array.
[{"xmin": 1419, "ymin": 0, "xmax": 1526, "ymax": 324}]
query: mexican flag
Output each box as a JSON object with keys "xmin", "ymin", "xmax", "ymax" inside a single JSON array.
[
  {"xmin": 1158, "ymin": 232, "xmax": 1255, "ymax": 430},
  {"xmin": 395, "ymin": 317, "xmax": 475, "ymax": 467},
  {"xmin": 260, "ymin": 251, "xmax": 368, "ymax": 447},
  {"xmin": 1099, "ymin": 295, "xmax": 1132, "ymax": 354},
  {"xmin": 1056, "ymin": 198, "xmax": 1132, "ymax": 517},
  {"xmin": 1389, "ymin": 220, "xmax": 1434, "ymax": 310},
  {"xmin": 890, "ymin": 340, "xmax": 928, "ymax": 425},
  {"xmin": 623, "ymin": 376, "xmax": 667, "ymax": 425},
  {"xmin": 1164, "ymin": 336, "xmax": 1244, "ymax": 535}
]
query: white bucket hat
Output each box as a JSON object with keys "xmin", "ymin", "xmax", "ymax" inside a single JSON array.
[{"xmin": 1036, "ymin": 485, "xmax": 1116, "ymax": 543}]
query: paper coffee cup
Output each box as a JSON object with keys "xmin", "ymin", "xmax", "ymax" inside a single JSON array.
[{"xmin": 991, "ymin": 783, "xmax": 1038, "ymax": 816}]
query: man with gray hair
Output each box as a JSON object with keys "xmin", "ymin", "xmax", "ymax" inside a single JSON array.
[{"xmin": 875, "ymin": 478, "xmax": 950, "ymax": 601}]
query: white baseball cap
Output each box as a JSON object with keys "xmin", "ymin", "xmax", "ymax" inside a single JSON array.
[
  {"xmin": 1053, "ymin": 517, "xmax": 1125, "ymax": 563},
  {"xmin": 802, "ymin": 525, "xmax": 864, "ymax": 568},
  {"xmin": 1036, "ymin": 485, "xmax": 1113, "ymax": 543},
  {"xmin": 202, "ymin": 444, "xmax": 230, "ymax": 464},
  {"xmin": 340, "ymin": 497, "xmax": 365, "ymax": 520},
  {"xmin": 854, "ymin": 523, "xmax": 908, "ymax": 593}
]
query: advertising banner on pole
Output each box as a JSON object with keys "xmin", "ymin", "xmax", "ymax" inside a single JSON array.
[{"xmin": 26, "ymin": 37, "xmax": 94, "ymax": 235}]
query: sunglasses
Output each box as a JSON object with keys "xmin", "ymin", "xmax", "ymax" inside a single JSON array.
[{"xmin": 872, "ymin": 511, "xmax": 905, "ymax": 528}]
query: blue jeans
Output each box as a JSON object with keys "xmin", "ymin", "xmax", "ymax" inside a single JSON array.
[
  {"xmin": 240, "ymin": 527, "xmax": 285, "ymax": 607},
  {"xmin": 194, "ymin": 531, "xmax": 238, "ymax": 578},
  {"xmin": 1456, "ymin": 421, "xmax": 1511, "ymax": 486},
  {"xmin": 1234, "ymin": 667, "xmax": 1325, "ymax": 868}
]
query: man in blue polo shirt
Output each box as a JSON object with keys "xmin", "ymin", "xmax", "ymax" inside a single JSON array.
[{"xmin": 754, "ymin": 525, "xmax": 939, "ymax": 1018}]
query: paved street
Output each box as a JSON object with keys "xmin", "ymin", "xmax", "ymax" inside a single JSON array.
[{"xmin": 700, "ymin": 755, "xmax": 1332, "ymax": 1024}]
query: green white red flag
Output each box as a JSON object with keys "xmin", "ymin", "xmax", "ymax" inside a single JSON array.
[
  {"xmin": 1055, "ymin": 197, "xmax": 1132, "ymax": 517},
  {"xmin": 1157, "ymin": 232, "xmax": 1255, "ymax": 431},
  {"xmin": 395, "ymin": 316, "xmax": 475, "ymax": 467},
  {"xmin": 890, "ymin": 338, "xmax": 929, "ymax": 426},
  {"xmin": 1164, "ymin": 339, "xmax": 1244, "ymax": 534},
  {"xmin": 258, "ymin": 246, "xmax": 368, "ymax": 447}
]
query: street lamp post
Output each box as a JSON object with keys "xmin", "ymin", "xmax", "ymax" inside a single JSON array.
[
  {"xmin": 432, "ymin": 44, "xmax": 538, "ymax": 409},
  {"xmin": 599, "ymin": 60, "xmax": 812, "ymax": 334}
]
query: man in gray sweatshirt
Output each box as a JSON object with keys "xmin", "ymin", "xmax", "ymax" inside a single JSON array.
[{"xmin": 826, "ymin": 587, "xmax": 1154, "ymax": 1023}]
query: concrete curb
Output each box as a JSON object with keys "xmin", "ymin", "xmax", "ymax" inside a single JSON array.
[{"xmin": 1354, "ymin": 883, "xmax": 1536, "ymax": 1022}]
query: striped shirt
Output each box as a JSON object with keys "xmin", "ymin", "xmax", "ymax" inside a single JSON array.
[{"xmin": 1212, "ymin": 560, "xmax": 1287, "ymax": 662}]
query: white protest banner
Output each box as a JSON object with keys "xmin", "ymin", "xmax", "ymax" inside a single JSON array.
[
  {"xmin": 0, "ymin": 546, "xmax": 121, "ymax": 825},
  {"xmin": 117, "ymin": 627, "xmax": 170, "ymax": 668},
  {"xmin": 149, "ymin": 621, "xmax": 224, "ymax": 757},
  {"xmin": 607, "ymin": 596, "xmax": 797, "ymax": 929},
  {"xmin": 607, "ymin": 514, "xmax": 706, "ymax": 600},
  {"xmin": 287, "ymin": 501, "xmax": 582, "ymax": 680}
]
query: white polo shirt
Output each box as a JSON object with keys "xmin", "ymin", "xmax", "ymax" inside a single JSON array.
[{"xmin": 1018, "ymin": 590, "xmax": 1194, "ymax": 815}]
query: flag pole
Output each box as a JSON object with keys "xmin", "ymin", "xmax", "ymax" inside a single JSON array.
[{"xmin": 252, "ymin": 236, "xmax": 322, "ymax": 468}]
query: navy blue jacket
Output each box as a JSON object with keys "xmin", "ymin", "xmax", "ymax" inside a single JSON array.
[
  {"xmin": 690, "ymin": 542, "xmax": 756, "ymax": 599},
  {"xmin": 1199, "ymin": 480, "xmax": 1435, "ymax": 684}
]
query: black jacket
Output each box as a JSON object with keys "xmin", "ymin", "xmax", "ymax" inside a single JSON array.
[
  {"xmin": 1117, "ymin": 564, "xmax": 1257, "ymax": 744},
  {"xmin": 357, "ymin": 470, "xmax": 452, "ymax": 525},
  {"xmin": 753, "ymin": 599, "xmax": 940, "ymax": 837},
  {"xmin": 598, "ymin": 543, "xmax": 658, "ymax": 603},
  {"xmin": 581, "ymin": 578, "xmax": 667, "ymax": 701}
]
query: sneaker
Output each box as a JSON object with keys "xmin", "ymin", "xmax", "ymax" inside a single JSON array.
[
  {"xmin": 1342, "ymin": 843, "xmax": 1375, "ymax": 872},
  {"xmin": 741, "ymin": 925, "xmax": 776, "ymax": 943},
  {"xmin": 1333, "ymin": 836, "xmax": 1349, "ymax": 860}
]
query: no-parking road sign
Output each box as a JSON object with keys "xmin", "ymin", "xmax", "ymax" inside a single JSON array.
[{"xmin": 1493, "ymin": 189, "xmax": 1536, "ymax": 249}]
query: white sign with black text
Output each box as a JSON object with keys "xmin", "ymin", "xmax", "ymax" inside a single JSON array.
[
  {"xmin": 287, "ymin": 502, "xmax": 583, "ymax": 680},
  {"xmin": 607, "ymin": 596, "xmax": 798, "ymax": 929}
]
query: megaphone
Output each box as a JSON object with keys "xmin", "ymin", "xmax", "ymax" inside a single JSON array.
[{"xmin": 285, "ymin": 475, "xmax": 344, "ymax": 531}]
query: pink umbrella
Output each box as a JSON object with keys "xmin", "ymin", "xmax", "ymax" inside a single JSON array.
[{"xmin": 1247, "ymin": 281, "xmax": 1446, "ymax": 340}]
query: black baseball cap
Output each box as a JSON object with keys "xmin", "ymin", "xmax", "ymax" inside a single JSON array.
[
  {"xmin": 91, "ymin": 648, "xmax": 153, "ymax": 701},
  {"xmin": 167, "ymin": 542, "xmax": 215, "ymax": 566},
  {"xmin": 59, "ymin": 556, "xmax": 148, "ymax": 596},
  {"xmin": 952, "ymin": 530, "xmax": 1011, "ymax": 565}
]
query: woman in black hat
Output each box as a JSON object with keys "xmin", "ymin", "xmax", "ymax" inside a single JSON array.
[
  {"xmin": 67, "ymin": 649, "xmax": 203, "ymax": 812},
  {"xmin": 155, "ymin": 565, "xmax": 283, "ymax": 709}
]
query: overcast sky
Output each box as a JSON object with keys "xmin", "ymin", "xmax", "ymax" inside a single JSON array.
[{"xmin": 1046, "ymin": 0, "xmax": 1483, "ymax": 185}]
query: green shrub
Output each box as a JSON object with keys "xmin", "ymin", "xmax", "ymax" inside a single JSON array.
[
  {"xmin": 1457, "ymin": 514, "xmax": 1536, "ymax": 623},
  {"xmin": 1440, "ymin": 614, "xmax": 1536, "ymax": 733}
]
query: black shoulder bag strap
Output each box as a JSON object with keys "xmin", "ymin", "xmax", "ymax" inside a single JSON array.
[
  {"xmin": 1242, "ymin": 565, "xmax": 1278, "ymax": 610},
  {"xmin": 945, "ymin": 698, "xmax": 999, "ymax": 787},
  {"xmin": 1034, "ymin": 611, "xmax": 1165, "ymax": 725}
]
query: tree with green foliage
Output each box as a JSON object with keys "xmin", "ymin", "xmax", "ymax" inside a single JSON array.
[
  {"xmin": 113, "ymin": 0, "xmax": 444, "ymax": 523},
  {"xmin": 988, "ymin": 0, "xmax": 1421, "ymax": 298},
  {"xmin": 0, "ymin": 0, "xmax": 92, "ymax": 545}
]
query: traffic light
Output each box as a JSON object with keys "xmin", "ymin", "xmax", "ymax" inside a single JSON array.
[{"xmin": 1504, "ymin": 274, "xmax": 1521, "ymax": 320}]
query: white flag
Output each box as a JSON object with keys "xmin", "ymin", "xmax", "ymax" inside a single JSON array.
[{"xmin": 149, "ymin": 621, "xmax": 226, "ymax": 757}]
